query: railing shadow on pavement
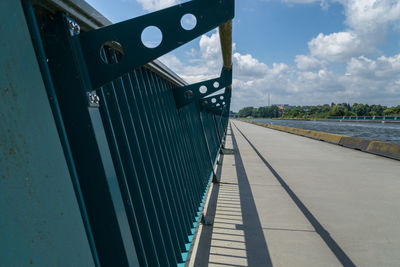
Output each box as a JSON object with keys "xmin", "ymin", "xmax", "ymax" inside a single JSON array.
[
  {"xmin": 230, "ymin": 125, "xmax": 273, "ymax": 267},
  {"xmin": 192, "ymin": 147, "xmax": 224, "ymax": 265},
  {"xmin": 192, "ymin": 124, "xmax": 272, "ymax": 266}
]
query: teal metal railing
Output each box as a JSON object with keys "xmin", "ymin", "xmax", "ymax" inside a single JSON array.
[{"xmin": 23, "ymin": 0, "xmax": 233, "ymax": 266}]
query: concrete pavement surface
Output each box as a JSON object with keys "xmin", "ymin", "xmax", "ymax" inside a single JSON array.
[{"xmin": 189, "ymin": 120, "xmax": 400, "ymax": 267}]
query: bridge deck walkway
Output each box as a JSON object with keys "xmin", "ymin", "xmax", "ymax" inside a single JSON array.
[{"xmin": 189, "ymin": 120, "xmax": 400, "ymax": 266}]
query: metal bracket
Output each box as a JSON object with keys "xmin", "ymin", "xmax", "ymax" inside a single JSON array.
[
  {"xmin": 212, "ymin": 172, "xmax": 219, "ymax": 184},
  {"xmin": 200, "ymin": 90, "xmax": 231, "ymax": 113},
  {"xmin": 201, "ymin": 214, "xmax": 213, "ymax": 226},
  {"xmin": 66, "ymin": 17, "xmax": 80, "ymax": 36},
  {"xmin": 87, "ymin": 91, "xmax": 100, "ymax": 108},
  {"xmin": 173, "ymin": 67, "xmax": 232, "ymax": 109},
  {"xmin": 75, "ymin": 0, "xmax": 234, "ymax": 88}
]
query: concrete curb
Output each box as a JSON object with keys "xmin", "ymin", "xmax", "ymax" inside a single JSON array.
[
  {"xmin": 366, "ymin": 141, "xmax": 400, "ymax": 160},
  {"xmin": 238, "ymin": 120, "xmax": 400, "ymax": 161},
  {"xmin": 339, "ymin": 136, "xmax": 370, "ymax": 151}
]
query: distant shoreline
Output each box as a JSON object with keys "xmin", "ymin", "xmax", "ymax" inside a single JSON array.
[
  {"xmin": 268, "ymin": 118, "xmax": 400, "ymax": 124},
  {"xmin": 239, "ymin": 117, "xmax": 400, "ymax": 124},
  {"xmin": 316, "ymin": 119, "xmax": 400, "ymax": 124}
]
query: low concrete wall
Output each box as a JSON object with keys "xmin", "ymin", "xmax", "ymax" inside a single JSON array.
[
  {"xmin": 339, "ymin": 136, "xmax": 370, "ymax": 151},
  {"xmin": 239, "ymin": 120, "xmax": 400, "ymax": 161},
  {"xmin": 366, "ymin": 141, "xmax": 400, "ymax": 160}
]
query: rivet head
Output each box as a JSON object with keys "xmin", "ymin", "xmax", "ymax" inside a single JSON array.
[
  {"xmin": 88, "ymin": 92, "xmax": 95, "ymax": 104},
  {"xmin": 68, "ymin": 19, "xmax": 80, "ymax": 35},
  {"xmin": 94, "ymin": 95, "xmax": 100, "ymax": 104},
  {"xmin": 74, "ymin": 24, "xmax": 80, "ymax": 34},
  {"xmin": 184, "ymin": 90, "xmax": 193, "ymax": 99}
]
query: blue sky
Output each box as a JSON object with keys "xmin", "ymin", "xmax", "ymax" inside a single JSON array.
[{"xmin": 86, "ymin": 0, "xmax": 400, "ymax": 111}]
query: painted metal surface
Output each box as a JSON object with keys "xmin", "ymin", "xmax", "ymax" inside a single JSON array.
[
  {"xmin": 39, "ymin": 0, "xmax": 188, "ymax": 88},
  {"xmin": 1, "ymin": 0, "xmax": 233, "ymax": 266},
  {"xmin": 173, "ymin": 68, "xmax": 232, "ymax": 108},
  {"xmin": 0, "ymin": 0, "xmax": 95, "ymax": 266},
  {"xmin": 76, "ymin": 0, "xmax": 234, "ymax": 88}
]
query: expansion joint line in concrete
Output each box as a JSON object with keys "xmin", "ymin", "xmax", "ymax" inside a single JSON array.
[{"xmin": 230, "ymin": 121, "xmax": 356, "ymax": 267}]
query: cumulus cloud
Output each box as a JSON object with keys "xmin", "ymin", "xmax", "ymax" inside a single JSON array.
[
  {"xmin": 157, "ymin": 0, "xmax": 400, "ymax": 110},
  {"xmin": 280, "ymin": 0, "xmax": 329, "ymax": 9},
  {"xmin": 281, "ymin": 0, "xmax": 319, "ymax": 3},
  {"xmin": 160, "ymin": 32, "xmax": 400, "ymax": 110},
  {"xmin": 233, "ymin": 53, "xmax": 269, "ymax": 79},
  {"xmin": 339, "ymin": 54, "xmax": 400, "ymax": 101},
  {"xmin": 344, "ymin": 0, "xmax": 400, "ymax": 35},
  {"xmin": 198, "ymin": 32, "xmax": 223, "ymax": 70},
  {"xmin": 308, "ymin": 31, "xmax": 369, "ymax": 61},
  {"xmin": 295, "ymin": 55, "xmax": 325, "ymax": 70},
  {"xmin": 346, "ymin": 54, "xmax": 400, "ymax": 80},
  {"xmin": 159, "ymin": 31, "xmax": 222, "ymax": 83},
  {"xmin": 280, "ymin": 0, "xmax": 327, "ymax": 5},
  {"xmin": 159, "ymin": 53, "xmax": 217, "ymax": 83},
  {"xmin": 230, "ymin": 57, "xmax": 397, "ymax": 110},
  {"xmin": 305, "ymin": 0, "xmax": 400, "ymax": 62},
  {"xmin": 136, "ymin": 0, "xmax": 180, "ymax": 12}
]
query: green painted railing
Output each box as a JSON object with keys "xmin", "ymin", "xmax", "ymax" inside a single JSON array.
[{"xmin": 21, "ymin": 0, "xmax": 234, "ymax": 266}]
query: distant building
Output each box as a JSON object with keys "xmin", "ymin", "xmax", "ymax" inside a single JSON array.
[{"xmin": 273, "ymin": 104, "xmax": 293, "ymax": 110}]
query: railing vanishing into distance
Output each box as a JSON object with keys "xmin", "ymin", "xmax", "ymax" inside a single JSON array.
[{"xmin": 22, "ymin": 0, "xmax": 234, "ymax": 266}]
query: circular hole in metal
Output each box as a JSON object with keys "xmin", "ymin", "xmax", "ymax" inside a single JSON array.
[
  {"xmin": 223, "ymin": 101, "xmax": 226, "ymax": 105},
  {"xmin": 181, "ymin": 14, "xmax": 197, "ymax": 31},
  {"xmin": 100, "ymin": 41, "xmax": 124, "ymax": 64},
  {"xmin": 184, "ymin": 90, "xmax": 193, "ymax": 99},
  {"xmin": 141, "ymin": 26, "xmax": 162, "ymax": 48},
  {"xmin": 211, "ymin": 98, "xmax": 216, "ymax": 103},
  {"xmin": 199, "ymin": 85, "xmax": 207, "ymax": 94},
  {"xmin": 213, "ymin": 81, "xmax": 219, "ymax": 88},
  {"xmin": 220, "ymin": 96, "xmax": 224, "ymax": 100},
  {"xmin": 216, "ymin": 103, "xmax": 220, "ymax": 107}
]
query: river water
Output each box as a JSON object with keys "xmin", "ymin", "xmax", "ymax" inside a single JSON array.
[{"xmin": 245, "ymin": 118, "xmax": 400, "ymax": 144}]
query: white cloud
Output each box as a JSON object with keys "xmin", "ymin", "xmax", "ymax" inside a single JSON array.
[
  {"xmin": 135, "ymin": 0, "xmax": 180, "ymax": 12},
  {"xmin": 159, "ymin": 32, "xmax": 222, "ymax": 83},
  {"xmin": 308, "ymin": 31, "xmax": 375, "ymax": 61},
  {"xmin": 339, "ymin": 54, "xmax": 400, "ymax": 101},
  {"xmin": 295, "ymin": 55, "xmax": 325, "ymax": 70},
  {"xmin": 233, "ymin": 53, "xmax": 269, "ymax": 79},
  {"xmin": 185, "ymin": 48, "xmax": 197, "ymax": 57},
  {"xmin": 346, "ymin": 54, "xmax": 400, "ymax": 80},
  {"xmin": 304, "ymin": 0, "xmax": 400, "ymax": 62},
  {"xmin": 281, "ymin": 0, "xmax": 319, "ymax": 3},
  {"xmin": 159, "ymin": 53, "xmax": 217, "ymax": 83},
  {"xmin": 236, "ymin": 53, "xmax": 400, "ymax": 108},
  {"xmin": 280, "ymin": 0, "xmax": 329, "ymax": 9},
  {"xmin": 158, "ymin": 0, "xmax": 400, "ymax": 110},
  {"xmin": 282, "ymin": 0, "xmax": 400, "ymax": 33},
  {"xmin": 199, "ymin": 32, "xmax": 222, "ymax": 64},
  {"xmin": 160, "ymin": 31, "xmax": 263, "ymax": 83},
  {"xmin": 344, "ymin": 0, "xmax": 400, "ymax": 34},
  {"xmin": 160, "ymin": 31, "xmax": 400, "ymax": 110},
  {"xmin": 158, "ymin": 54, "xmax": 183, "ymax": 70}
]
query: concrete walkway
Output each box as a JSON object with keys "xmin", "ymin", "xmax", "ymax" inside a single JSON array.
[{"xmin": 189, "ymin": 120, "xmax": 400, "ymax": 266}]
